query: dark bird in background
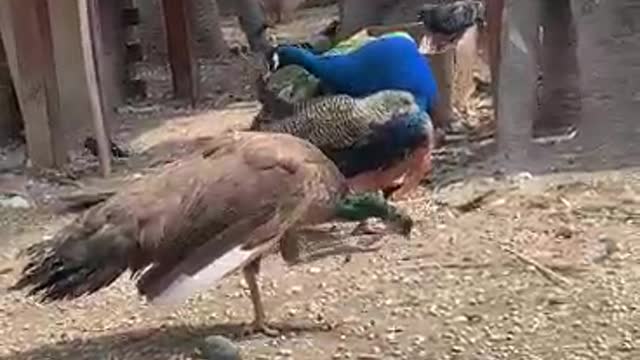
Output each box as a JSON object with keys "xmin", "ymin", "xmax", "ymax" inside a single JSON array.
[
  {"xmin": 418, "ymin": 0, "xmax": 486, "ymax": 52},
  {"xmin": 84, "ymin": 137, "xmax": 129, "ymax": 159},
  {"xmin": 10, "ymin": 131, "xmax": 413, "ymax": 336}
]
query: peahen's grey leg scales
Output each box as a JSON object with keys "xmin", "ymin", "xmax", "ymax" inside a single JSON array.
[{"xmin": 242, "ymin": 259, "xmax": 279, "ymax": 337}]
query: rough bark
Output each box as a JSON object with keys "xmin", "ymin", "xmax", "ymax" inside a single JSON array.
[
  {"xmin": 192, "ymin": 0, "xmax": 229, "ymax": 57},
  {"xmin": 138, "ymin": 0, "xmax": 228, "ymax": 62},
  {"xmin": 535, "ymin": 0, "xmax": 580, "ymax": 137},
  {"xmin": 235, "ymin": 0, "xmax": 272, "ymax": 53},
  {"xmin": 495, "ymin": 0, "xmax": 539, "ymax": 165}
]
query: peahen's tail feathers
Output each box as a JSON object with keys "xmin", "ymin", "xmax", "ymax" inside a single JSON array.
[
  {"xmin": 53, "ymin": 189, "xmax": 117, "ymax": 214},
  {"xmin": 10, "ymin": 219, "xmax": 136, "ymax": 302}
]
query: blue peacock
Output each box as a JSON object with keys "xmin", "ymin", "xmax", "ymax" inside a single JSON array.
[
  {"xmin": 252, "ymin": 68, "xmax": 434, "ymax": 201},
  {"xmin": 269, "ymin": 33, "xmax": 439, "ymax": 114},
  {"xmin": 256, "ymin": 30, "xmax": 438, "ymax": 199}
]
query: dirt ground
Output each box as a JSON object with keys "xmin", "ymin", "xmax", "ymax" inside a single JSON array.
[{"xmin": 1, "ymin": 4, "xmax": 640, "ymax": 360}]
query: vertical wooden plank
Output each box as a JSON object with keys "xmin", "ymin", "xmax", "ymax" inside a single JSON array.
[
  {"xmin": 0, "ymin": 0, "xmax": 66, "ymax": 168},
  {"xmin": 87, "ymin": 0, "xmax": 112, "ymax": 136},
  {"xmin": 90, "ymin": 0, "xmax": 125, "ymax": 122},
  {"xmin": 162, "ymin": 0, "xmax": 199, "ymax": 105},
  {"xmin": 78, "ymin": 0, "xmax": 111, "ymax": 176},
  {"xmin": 487, "ymin": 0, "xmax": 504, "ymax": 110},
  {"xmin": 429, "ymin": 50, "xmax": 455, "ymax": 130},
  {"xmin": 496, "ymin": 0, "xmax": 540, "ymax": 164},
  {"xmin": 0, "ymin": 35, "xmax": 21, "ymax": 144},
  {"xmin": 47, "ymin": 0, "xmax": 95, "ymax": 141},
  {"xmin": 46, "ymin": 0, "xmax": 111, "ymax": 176}
]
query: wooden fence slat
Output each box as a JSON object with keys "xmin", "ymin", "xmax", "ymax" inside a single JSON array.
[
  {"xmin": 162, "ymin": 0, "xmax": 199, "ymax": 105},
  {"xmin": 0, "ymin": 0, "xmax": 66, "ymax": 168},
  {"xmin": 78, "ymin": 0, "xmax": 111, "ymax": 176}
]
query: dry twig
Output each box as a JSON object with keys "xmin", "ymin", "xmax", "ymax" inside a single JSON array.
[{"xmin": 501, "ymin": 246, "xmax": 572, "ymax": 287}]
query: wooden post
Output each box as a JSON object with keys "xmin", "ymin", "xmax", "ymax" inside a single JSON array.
[
  {"xmin": 452, "ymin": 26, "xmax": 479, "ymax": 112},
  {"xmin": 78, "ymin": 0, "xmax": 111, "ymax": 176},
  {"xmin": 162, "ymin": 0, "xmax": 199, "ymax": 105},
  {"xmin": 496, "ymin": 0, "xmax": 539, "ymax": 164},
  {"xmin": 0, "ymin": 0, "xmax": 66, "ymax": 168},
  {"xmin": 487, "ymin": 0, "xmax": 505, "ymax": 105},
  {"xmin": 45, "ymin": 0, "xmax": 111, "ymax": 176},
  {"xmin": 429, "ymin": 50, "xmax": 455, "ymax": 130}
]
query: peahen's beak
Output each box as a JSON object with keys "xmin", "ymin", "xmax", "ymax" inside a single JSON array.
[{"xmin": 387, "ymin": 209, "xmax": 414, "ymax": 239}]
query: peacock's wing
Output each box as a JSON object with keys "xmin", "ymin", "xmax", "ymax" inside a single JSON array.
[
  {"xmin": 253, "ymin": 94, "xmax": 377, "ymax": 152},
  {"xmin": 322, "ymin": 28, "xmax": 375, "ymax": 56},
  {"xmin": 265, "ymin": 65, "xmax": 322, "ymax": 104},
  {"xmin": 130, "ymin": 131, "xmax": 347, "ymax": 305}
]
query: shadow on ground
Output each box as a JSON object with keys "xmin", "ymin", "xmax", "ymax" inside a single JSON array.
[{"xmin": 0, "ymin": 321, "xmax": 331, "ymax": 360}]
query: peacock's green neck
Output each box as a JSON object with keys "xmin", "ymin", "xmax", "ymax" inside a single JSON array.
[{"xmin": 334, "ymin": 192, "xmax": 396, "ymax": 221}]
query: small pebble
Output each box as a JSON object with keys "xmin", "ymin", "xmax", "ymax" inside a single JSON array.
[
  {"xmin": 357, "ymin": 354, "xmax": 382, "ymax": 360},
  {"xmin": 278, "ymin": 348, "xmax": 293, "ymax": 357},
  {"xmin": 198, "ymin": 335, "xmax": 241, "ymax": 360}
]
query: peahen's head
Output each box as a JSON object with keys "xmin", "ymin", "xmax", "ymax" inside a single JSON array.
[
  {"xmin": 360, "ymin": 90, "xmax": 420, "ymax": 117},
  {"xmin": 335, "ymin": 192, "xmax": 413, "ymax": 237}
]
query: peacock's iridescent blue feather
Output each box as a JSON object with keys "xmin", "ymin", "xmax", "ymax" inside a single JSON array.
[
  {"xmin": 273, "ymin": 35, "xmax": 439, "ymax": 114},
  {"xmin": 327, "ymin": 110, "xmax": 432, "ymax": 177}
]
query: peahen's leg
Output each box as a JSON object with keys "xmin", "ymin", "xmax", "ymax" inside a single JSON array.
[
  {"xmin": 280, "ymin": 227, "xmax": 384, "ymax": 265},
  {"xmin": 242, "ymin": 259, "xmax": 279, "ymax": 337},
  {"xmin": 389, "ymin": 146, "xmax": 432, "ymax": 201}
]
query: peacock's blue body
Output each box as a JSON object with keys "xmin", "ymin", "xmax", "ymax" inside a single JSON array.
[{"xmin": 273, "ymin": 35, "xmax": 439, "ymax": 114}]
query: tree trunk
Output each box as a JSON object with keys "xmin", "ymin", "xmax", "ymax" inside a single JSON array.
[
  {"xmin": 138, "ymin": 0, "xmax": 228, "ymax": 62},
  {"xmin": 235, "ymin": 0, "xmax": 271, "ymax": 53},
  {"xmin": 535, "ymin": 0, "xmax": 580, "ymax": 137},
  {"xmin": 192, "ymin": 0, "xmax": 228, "ymax": 57},
  {"xmin": 496, "ymin": 0, "xmax": 539, "ymax": 166}
]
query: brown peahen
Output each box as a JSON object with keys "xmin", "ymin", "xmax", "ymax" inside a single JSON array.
[{"xmin": 10, "ymin": 131, "xmax": 413, "ymax": 336}]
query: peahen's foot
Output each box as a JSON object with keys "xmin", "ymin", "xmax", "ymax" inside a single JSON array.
[
  {"xmin": 241, "ymin": 320, "xmax": 280, "ymax": 337},
  {"xmin": 351, "ymin": 220, "xmax": 386, "ymax": 236}
]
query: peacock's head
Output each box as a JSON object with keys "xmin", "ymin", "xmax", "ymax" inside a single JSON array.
[
  {"xmin": 269, "ymin": 45, "xmax": 313, "ymax": 72},
  {"xmin": 335, "ymin": 192, "xmax": 414, "ymax": 237}
]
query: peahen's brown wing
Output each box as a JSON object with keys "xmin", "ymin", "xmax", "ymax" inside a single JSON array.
[
  {"xmin": 123, "ymin": 131, "xmax": 347, "ymax": 304},
  {"xmin": 12, "ymin": 131, "xmax": 346, "ymax": 305}
]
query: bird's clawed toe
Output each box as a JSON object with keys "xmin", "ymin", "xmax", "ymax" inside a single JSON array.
[
  {"xmin": 241, "ymin": 320, "xmax": 280, "ymax": 337},
  {"xmin": 351, "ymin": 220, "xmax": 386, "ymax": 236}
]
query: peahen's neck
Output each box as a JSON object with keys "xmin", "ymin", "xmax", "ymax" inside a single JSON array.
[{"xmin": 334, "ymin": 192, "xmax": 397, "ymax": 221}]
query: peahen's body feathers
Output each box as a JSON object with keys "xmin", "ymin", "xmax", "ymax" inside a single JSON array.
[
  {"xmin": 270, "ymin": 35, "xmax": 438, "ymax": 113},
  {"xmin": 251, "ymin": 90, "xmax": 432, "ymax": 178},
  {"xmin": 11, "ymin": 131, "xmax": 413, "ymax": 333},
  {"xmin": 13, "ymin": 132, "xmax": 343, "ymax": 303}
]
